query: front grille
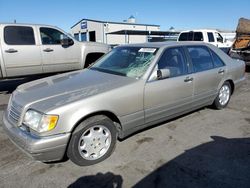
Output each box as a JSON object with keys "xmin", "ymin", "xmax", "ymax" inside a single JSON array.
[{"xmin": 8, "ymin": 100, "xmax": 23, "ymax": 125}]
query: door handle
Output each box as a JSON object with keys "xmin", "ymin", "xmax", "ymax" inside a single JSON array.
[
  {"xmin": 5, "ymin": 49, "xmax": 18, "ymax": 53},
  {"xmin": 43, "ymin": 48, "xmax": 54, "ymax": 52},
  {"xmin": 184, "ymin": 76, "xmax": 193, "ymax": 82},
  {"xmin": 218, "ymin": 69, "xmax": 225, "ymax": 74}
]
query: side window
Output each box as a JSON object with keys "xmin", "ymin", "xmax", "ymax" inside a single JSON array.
[
  {"xmin": 215, "ymin": 32, "xmax": 223, "ymax": 43},
  {"xmin": 187, "ymin": 46, "xmax": 214, "ymax": 72},
  {"xmin": 40, "ymin": 27, "xmax": 68, "ymax": 45},
  {"xmin": 194, "ymin": 32, "xmax": 203, "ymax": 41},
  {"xmin": 210, "ymin": 50, "xmax": 225, "ymax": 68},
  {"xmin": 157, "ymin": 47, "xmax": 187, "ymax": 77},
  {"xmin": 4, "ymin": 26, "xmax": 35, "ymax": 45},
  {"xmin": 207, "ymin": 32, "xmax": 215, "ymax": 42}
]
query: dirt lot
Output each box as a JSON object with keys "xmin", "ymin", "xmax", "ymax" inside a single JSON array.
[{"xmin": 0, "ymin": 72, "xmax": 250, "ymax": 188}]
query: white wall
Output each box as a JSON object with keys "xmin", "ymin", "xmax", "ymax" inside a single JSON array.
[
  {"xmin": 71, "ymin": 19, "xmax": 160, "ymax": 45},
  {"xmin": 86, "ymin": 21, "xmax": 104, "ymax": 43},
  {"xmin": 104, "ymin": 23, "xmax": 159, "ymax": 45}
]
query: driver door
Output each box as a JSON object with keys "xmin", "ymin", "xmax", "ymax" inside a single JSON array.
[
  {"xmin": 144, "ymin": 47, "xmax": 194, "ymax": 123},
  {"xmin": 39, "ymin": 27, "xmax": 81, "ymax": 73},
  {"xmin": 214, "ymin": 32, "xmax": 224, "ymax": 48}
]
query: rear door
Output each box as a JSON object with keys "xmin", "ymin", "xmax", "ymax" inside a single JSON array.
[
  {"xmin": 186, "ymin": 46, "xmax": 226, "ymax": 108},
  {"xmin": 144, "ymin": 47, "xmax": 194, "ymax": 123},
  {"xmin": 1, "ymin": 25, "xmax": 42, "ymax": 77},
  {"xmin": 39, "ymin": 27, "xmax": 81, "ymax": 73}
]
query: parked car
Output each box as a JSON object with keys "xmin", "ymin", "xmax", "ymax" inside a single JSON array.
[
  {"xmin": 178, "ymin": 29, "xmax": 233, "ymax": 53},
  {"xmin": 0, "ymin": 23, "xmax": 109, "ymax": 79},
  {"xmin": 229, "ymin": 18, "xmax": 250, "ymax": 67},
  {"xmin": 3, "ymin": 42, "xmax": 245, "ymax": 166}
]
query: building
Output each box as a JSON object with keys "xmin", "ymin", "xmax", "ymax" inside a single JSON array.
[{"xmin": 71, "ymin": 16, "xmax": 179, "ymax": 46}]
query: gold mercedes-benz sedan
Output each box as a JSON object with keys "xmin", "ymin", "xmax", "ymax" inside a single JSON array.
[{"xmin": 3, "ymin": 42, "xmax": 245, "ymax": 166}]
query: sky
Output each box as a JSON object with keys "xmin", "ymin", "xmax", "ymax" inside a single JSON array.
[{"xmin": 0, "ymin": 0, "xmax": 250, "ymax": 32}]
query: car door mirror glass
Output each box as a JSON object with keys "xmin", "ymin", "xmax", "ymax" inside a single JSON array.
[
  {"xmin": 157, "ymin": 69, "xmax": 170, "ymax": 80},
  {"xmin": 61, "ymin": 38, "xmax": 74, "ymax": 47}
]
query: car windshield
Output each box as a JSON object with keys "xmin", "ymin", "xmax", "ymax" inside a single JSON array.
[{"xmin": 90, "ymin": 47, "xmax": 158, "ymax": 78}]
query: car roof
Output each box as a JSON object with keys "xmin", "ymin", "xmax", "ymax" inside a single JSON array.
[
  {"xmin": 0, "ymin": 23, "xmax": 57, "ymax": 28},
  {"xmin": 180, "ymin": 29, "xmax": 218, "ymax": 33},
  {"xmin": 119, "ymin": 41, "xmax": 213, "ymax": 49}
]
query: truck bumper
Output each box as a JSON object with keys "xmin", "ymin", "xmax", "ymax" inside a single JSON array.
[{"xmin": 2, "ymin": 112, "xmax": 71, "ymax": 162}]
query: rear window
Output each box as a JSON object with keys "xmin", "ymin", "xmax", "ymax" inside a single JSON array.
[
  {"xmin": 179, "ymin": 33, "xmax": 188, "ymax": 41},
  {"xmin": 179, "ymin": 32, "xmax": 193, "ymax": 41},
  {"xmin": 179, "ymin": 32, "xmax": 203, "ymax": 41},
  {"xmin": 4, "ymin": 26, "xmax": 35, "ymax": 45}
]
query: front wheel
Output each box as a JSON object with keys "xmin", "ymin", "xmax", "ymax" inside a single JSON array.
[
  {"xmin": 213, "ymin": 81, "xmax": 232, "ymax": 109},
  {"xmin": 67, "ymin": 115, "xmax": 117, "ymax": 166}
]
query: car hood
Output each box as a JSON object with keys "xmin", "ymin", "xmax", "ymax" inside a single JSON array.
[{"xmin": 13, "ymin": 69, "xmax": 136, "ymax": 111}]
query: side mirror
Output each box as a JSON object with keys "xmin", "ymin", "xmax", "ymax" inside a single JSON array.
[
  {"xmin": 157, "ymin": 69, "xmax": 170, "ymax": 80},
  {"xmin": 61, "ymin": 38, "xmax": 74, "ymax": 47}
]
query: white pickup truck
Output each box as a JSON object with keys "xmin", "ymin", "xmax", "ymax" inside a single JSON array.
[
  {"xmin": 178, "ymin": 29, "xmax": 233, "ymax": 50},
  {"xmin": 0, "ymin": 23, "xmax": 110, "ymax": 78}
]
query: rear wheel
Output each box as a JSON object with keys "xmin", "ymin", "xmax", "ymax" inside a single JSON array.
[
  {"xmin": 213, "ymin": 81, "xmax": 231, "ymax": 109},
  {"xmin": 67, "ymin": 115, "xmax": 117, "ymax": 166}
]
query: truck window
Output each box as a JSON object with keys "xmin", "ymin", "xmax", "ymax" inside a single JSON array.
[
  {"xmin": 215, "ymin": 32, "xmax": 223, "ymax": 43},
  {"xmin": 179, "ymin": 33, "xmax": 188, "ymax": 41},
  {"xmin": 187, "ymin": 46, "xmax": 214, "ymax": 72},
  {"xmin": 207, "ymin": 32, "xmax": 215, "ymax": 42},
  {"xmin": 193, "ymin": 32, "xmax": 203, "ymax": 41},
  {"xmin": 179, "ymin": 32, "xmax": 193, "ymax": 41},
  {"xmin": 40, "ymin": 27, "xmax": 68, "ymax": 45},
  {"xmin": 4, "ymin": 26, "xmax": 35, "ymax": 45},
  {"xmin": 179, "ymin": 32, "xmax": 203, "ymax": 41}
]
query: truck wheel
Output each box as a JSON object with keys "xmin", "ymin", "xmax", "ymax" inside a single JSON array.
[
  {"xmin": 213, "ymin": 81, "xmax": 231, "ymax": 109},
  {"xmin": 67, "ymin": 115, "xmax": 117, "ymax": 166}
]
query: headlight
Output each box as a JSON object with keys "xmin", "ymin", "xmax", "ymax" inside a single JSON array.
[{"xmin": 23, "ymin": 110, "xmax": 58, "ymax": 133}]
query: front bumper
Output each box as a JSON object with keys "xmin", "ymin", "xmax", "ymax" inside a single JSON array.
[{"xmin": 2, "ymin": 112, "xmax": 71, "ymax": 162}]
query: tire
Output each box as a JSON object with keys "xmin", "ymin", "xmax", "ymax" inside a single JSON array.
[
  {"xmin": 67, "ymin": 115, "xmax": 117, "ymax": 166},
  {"xmin": 213, "ymin": 81, "xmax": 232, "ymax": 110}
]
